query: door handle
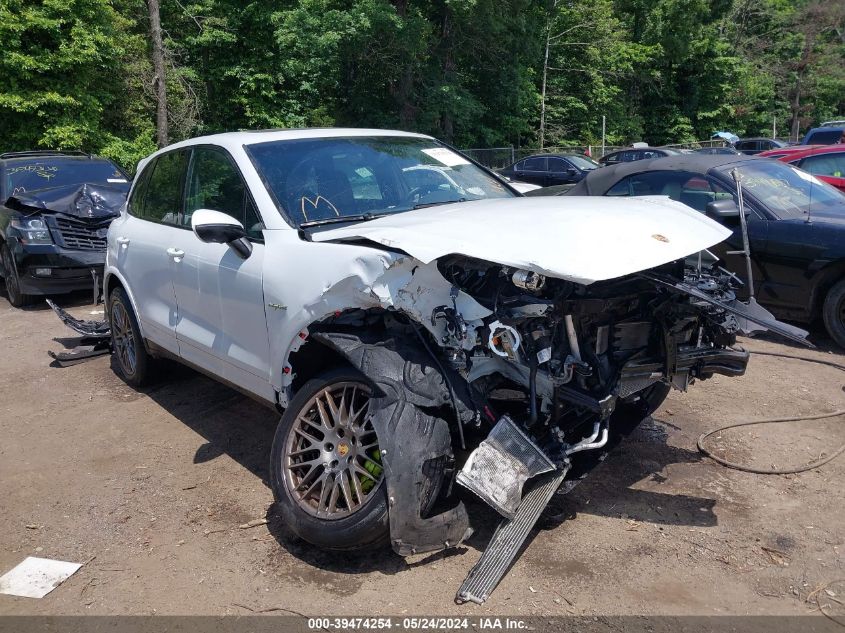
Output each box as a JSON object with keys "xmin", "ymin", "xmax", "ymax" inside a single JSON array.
[
  {"xmin": 116, "ymin": 237, "xmax": 130, "ymax": 246},
  {"xmin": 166, "ymin": 247, "xmax": 185, "ymax": 261}
]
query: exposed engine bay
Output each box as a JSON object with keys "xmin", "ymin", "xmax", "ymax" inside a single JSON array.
[{"xmin": 435, "ymin": 255, "xmax": 750, "ymax": 436}]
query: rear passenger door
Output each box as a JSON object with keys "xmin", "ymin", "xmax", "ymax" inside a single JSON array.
[
  {"xmin": 517, "ymin": 157, "xmax": 548, "ymax": 185},
  {"xmin": 111, "ymin": 149, "xmax": 188, "ymax": 355}
]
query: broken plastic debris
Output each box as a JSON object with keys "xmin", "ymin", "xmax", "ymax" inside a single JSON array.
[{"xmin": 0, "ymin": 557, "xmax": 83, "ymax": 598}]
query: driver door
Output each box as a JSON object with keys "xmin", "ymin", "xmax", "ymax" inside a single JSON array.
[{"xmin": 169, "ymin": 146, "xmax": 274, "ymax": 402}]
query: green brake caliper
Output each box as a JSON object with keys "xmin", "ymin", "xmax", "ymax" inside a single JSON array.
[{"xmin": 360, "ymin": 448, "xmax": 383, "ymax": 493}]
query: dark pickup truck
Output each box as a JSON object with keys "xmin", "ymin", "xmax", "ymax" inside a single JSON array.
[{"xmin": 0, "ymin": 151, "xmax": 130, "ymax": 307}]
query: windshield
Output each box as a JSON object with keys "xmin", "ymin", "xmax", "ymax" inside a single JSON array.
[
  {"xmin": 718, "ymin": 160, "xmax": 845, "ymax": 219},
  {"xmin": 566, "ymin": 155, "xmax": 599, "ymax": 170},
  {"xmin": 245, "ymin": 136, "xmax": 513, "ymax": 226},
  {"xmin": 5, "ymin": 159, "xmax": 127, "ymax": 196}
]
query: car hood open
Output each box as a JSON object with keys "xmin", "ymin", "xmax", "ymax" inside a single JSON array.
[{"xmin": 311, "ymin": 196, "xmax": 731, "ymax": 285}]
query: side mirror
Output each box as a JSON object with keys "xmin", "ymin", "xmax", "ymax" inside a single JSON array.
[
  {"xmin": 191, "ymin": 208, "xmax": 252, "ymax": 259},
  {"xmin": 705, "ymin": 199, "xmax": 742, "ymax": 221},
  {"xmin": 566, "ymin": 168, "xmax": 577, "ymax": 176}
]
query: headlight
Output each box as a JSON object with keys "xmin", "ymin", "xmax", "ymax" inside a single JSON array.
[{"xmin": 11, "ymin": 216, "xmax": 53, "ymax": 244}]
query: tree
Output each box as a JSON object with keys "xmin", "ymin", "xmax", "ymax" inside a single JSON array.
[{"xmin": 147, "ymin": 0, "xmax": 169, "ymax": 147}]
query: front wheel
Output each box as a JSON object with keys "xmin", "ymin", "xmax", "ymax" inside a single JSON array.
[
  {"xmin": 1, "ymin": 244, "xmax": 34, "ymax": 307},
  {"xmin": 270, "ymin": 368, "xmax": 389, "ymax": 551},
  {"xmin": 822, "ymin": 279, "xmax": 845, "ymax": 349}
]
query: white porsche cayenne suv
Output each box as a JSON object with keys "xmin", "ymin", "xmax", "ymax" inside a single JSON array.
[{"xmin": 105, "ymin": 128, "xmax": 790, "ymax": 559}]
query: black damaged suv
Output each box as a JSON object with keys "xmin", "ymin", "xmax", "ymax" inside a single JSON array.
[{"xmin": 0, "ymin": 151, "xmax": 130, "ymax": 307}]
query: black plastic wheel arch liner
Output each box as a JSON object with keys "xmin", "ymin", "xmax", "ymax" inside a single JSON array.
[{"xmin": 311, "ymin": 331, "xmax": 473, "ymax": 555}]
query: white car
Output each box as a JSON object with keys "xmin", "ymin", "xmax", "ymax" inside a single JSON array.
[{"xmin": 105, "ymin": 128, "xmax": 797, "ymax": 599}]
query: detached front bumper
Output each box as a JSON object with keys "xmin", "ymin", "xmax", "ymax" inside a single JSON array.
[{"xmin": 9, "ymin": 241, "xmax": 104, "ymax": 296}]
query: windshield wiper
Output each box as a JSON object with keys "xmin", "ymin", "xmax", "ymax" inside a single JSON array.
[
  {"xmin": 413, "ymin": 198, "xmax": 467, "ymax": 210},
  {"xmin": 299, "ymin": 212, "xmax": 389, "ymax": 229}
]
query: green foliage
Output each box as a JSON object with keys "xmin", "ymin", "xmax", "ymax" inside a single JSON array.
[
  {"xmin": 0, "ymin": 0, "xmax": 155, "ymax": 169},
  {"xmin": 0, "ymin": 0, "xmax": 843, "ymax": 162}
]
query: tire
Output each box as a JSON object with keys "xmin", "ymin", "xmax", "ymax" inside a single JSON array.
[
  {"xmin": 822, "ymin": 279, "xmax": 845, "ymax": 349},
  {"xmin": 1, "ymin": 244, "xmax": 34, "ymax": 308},
  {"xmin": 108, "ymin": 287, "xmax": 152, "ymax": 387},
  {"xmin": 270, "ymin": 367, "xmax": 390, "ymax": 551}
]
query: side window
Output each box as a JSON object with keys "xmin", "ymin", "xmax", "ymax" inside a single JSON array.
[
  {"xmin": 604, "ymin": 171, "xmax": 704, "ymax": 201},
  {"xmin": 523, "ymin": 157, "xmax": 546, "ymax": 171},
  {"xmin": 513, "ymin": 160, "xmax": 526, "ymax": 171},
  {"xmin": 606, "ymin": 179, "xmax": 630, "ymax": 196},
  {"xmin": 186, "ymin": 147, "xmax": 263, "ymax": 239},
  {"xmin": 548, "ymin": 158, "xmax": 570, "ymax": 174},
  {"xmin": 799, "ymin": 153, "xmax": 845, "ymax": 178},
  {"xmin": 138, "ymin": 151, "xmax": 187, "ymax": 223},
  {"xmin": 603, "ymin": 152, "xmax": 621, "ymax": 165}
]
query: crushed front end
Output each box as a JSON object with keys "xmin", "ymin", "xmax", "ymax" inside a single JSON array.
[
  {"xmin": 3, "ymin": 183, "xmax": 126, "ymax": 301},
  {"xmin": 436, "ymin": 256, "xmax": 750, "ymax": 465}
]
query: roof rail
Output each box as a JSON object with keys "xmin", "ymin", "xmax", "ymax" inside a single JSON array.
[{"xmin": 0, "ymin": 150, "xmax": 92, "ymax": 159}]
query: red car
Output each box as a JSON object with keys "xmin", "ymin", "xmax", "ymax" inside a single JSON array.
[{"xmin": 760, "ymin": 145, "xmax": 845, "ymax": 192}]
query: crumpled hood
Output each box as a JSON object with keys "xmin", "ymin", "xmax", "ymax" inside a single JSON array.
[
  {"xmin": 6, "ymin": 183, "xmax": 128, "ymax": 219},
  {"xmin": 311, "ymin": 196, "xmax": 731, "ymax": 285}
]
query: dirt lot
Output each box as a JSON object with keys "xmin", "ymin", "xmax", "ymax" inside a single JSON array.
[{"xmin": 1, "ymin": 291, "xmax": 843, "ymax": 617}]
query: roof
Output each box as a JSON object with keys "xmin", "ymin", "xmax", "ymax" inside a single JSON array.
[
  {"xmin": 771, "ymin": 144, "xmax": 845, "ymax": 163},
  {"xmin": 568, "ymin": 154, "xmax": 761, "ymax": 195},
  {"xmin": 803, "ymin": 128, "xmax": 845, "ymax": 144},
  {"xmin": 759, "ymin": 145, "xmax": 824, "ymax": 157},
  {"xmin": 0, "ymin": 150, "xmax": 95, "ymax": 162},
  {"xmin": 517, "ymin": 153, "xmax": 587, "ymax": 160},
  {"xmin": 600, "ymin": 147, "xmax": 679, "ymax": 158},
  {"xmin": 136, "ymin": 128, "xmax": 435, "ymax": 175},
  {"xmin": 160, "ymin": 128, "xmax": 431, "ymax": 153}
]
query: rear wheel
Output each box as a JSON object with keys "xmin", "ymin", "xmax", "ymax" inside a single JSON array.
[
  {"xmin": 109, "ymin": 287, "xmax": 152, "ymax": 387},
  {"xmin": 822, "ymin": 279, "xmax": 845, "ymax": 349},
  {"xmin": 270, "ymin": 368, "xmax": 390, "ymax": 551},
  {"xmin": 1, "ymin": 244, "xmax": 34, "ymax": 308}
]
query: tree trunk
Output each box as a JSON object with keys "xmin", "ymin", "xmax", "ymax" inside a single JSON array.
[
  {"xmin": 539, "ymin": 25, "xmax": 551, "ymax": 149},
  {"xmin": 390, "ymin": 0, "xmax": 416, "ymax": 128},
  {"xmin": 790, "ymin": 74, "xmax": 801, "ymax": 143},
  {"xmin": 439, "ymin": 8, "xmax": 455, "ymax": 143},
  {"xmin": 147, "ymin": 0, "xmax": 169, "ymax": 148}
]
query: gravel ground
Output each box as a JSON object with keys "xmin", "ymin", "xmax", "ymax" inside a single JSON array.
[{"xmin": 0, "ymin": 291, "xmax": 843, "ymax": 617}]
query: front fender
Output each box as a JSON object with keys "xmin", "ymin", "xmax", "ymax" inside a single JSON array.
[
  {"xmin": 312, "ymin": 330, "xmax": 473, "ymax": 555},
  {"xmin": 267, "ymin": 256, "xmax": 491, "ymax": 404}
]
